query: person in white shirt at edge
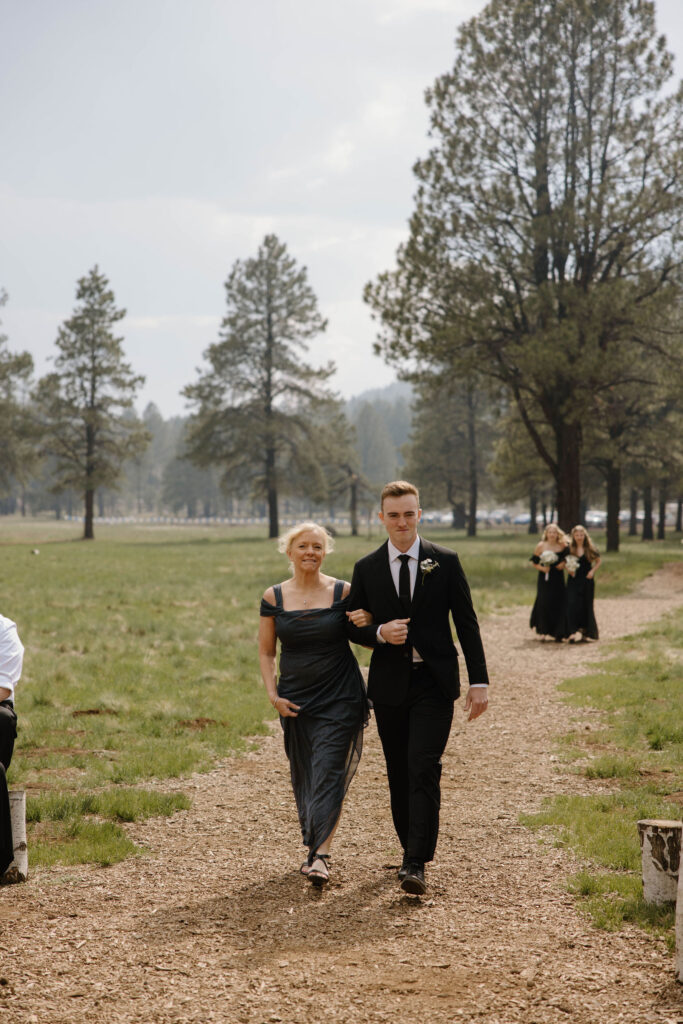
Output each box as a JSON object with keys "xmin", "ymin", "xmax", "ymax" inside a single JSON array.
[
  {"xmin": 346, "ymin": 480, "xmax": 489, "ymax": 896},
  {"xmin": 0, "ymin": 614, "xmax": 23, "ymax": 875}
]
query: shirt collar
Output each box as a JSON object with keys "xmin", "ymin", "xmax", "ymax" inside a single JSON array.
[{"xmin": 387, "ymin": 536, "xmax": 421, "ymax": 562}]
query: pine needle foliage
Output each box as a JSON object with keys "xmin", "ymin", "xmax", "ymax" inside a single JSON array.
[
  {"xmin": 366, "ymin": 0, "xmax": 683, "ymax": 528},
  {"xmin": 183, "ymin": 235, "xmax": 335, "ymax": 538},
  {"xmin": 33, "ymin": 267, "xmax": 148, "ymax": 539}
]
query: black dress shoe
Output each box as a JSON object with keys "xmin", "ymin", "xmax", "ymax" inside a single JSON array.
[
  {"xmin": 398, "ymin": 853, "xmax": 410, "ymax": 881},
  {"xmin": 400, "ymin": 862, "xmax": 426, "ymax": 895}
]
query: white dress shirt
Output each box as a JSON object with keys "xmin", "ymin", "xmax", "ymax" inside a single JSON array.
[
  {"xmin": 377, "ymin": 537, "xmax": 423, "ymax": 661},
  {"xmin": 0, "ymin": 615, "xmax": 24, "ymax": 700},
  {"xmin": 386, "ymin": 536, "xmax": 421, "ymax": 597}
]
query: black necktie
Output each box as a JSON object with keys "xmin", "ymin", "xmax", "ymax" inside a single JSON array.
[{"xmin": 398, "ymin": 554, "xmax": 412, "ymax": 614}]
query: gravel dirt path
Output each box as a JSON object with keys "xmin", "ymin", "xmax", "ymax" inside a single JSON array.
[{"xmin": 2, "ymin": 563, "xmax": 683, "ymax": 1024}]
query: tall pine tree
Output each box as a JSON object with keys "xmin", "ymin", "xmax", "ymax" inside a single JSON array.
[
  {"xmin": 0, "ymin": 290, "xmax": 35, "ymax": 498},
  {"xmin": 366, "ymin": 0, "xmax": 683, "ymax": 527},
  {"xmin": 183, "ymin": 235, "xmax": 333, "ymax": 538},
  {"xmin": 35, "ymin": 267, "xmax": 148, "ymax": 539}
]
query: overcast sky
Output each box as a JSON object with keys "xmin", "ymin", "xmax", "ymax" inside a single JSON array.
[{"xmin": 2, "ymin": 0, "xmax": 682, "ymax": 418}]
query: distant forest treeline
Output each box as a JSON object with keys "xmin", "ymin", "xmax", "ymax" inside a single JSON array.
[{"xmin": 0, "ymin": 382, "xmax": 414, "ymax": 523}]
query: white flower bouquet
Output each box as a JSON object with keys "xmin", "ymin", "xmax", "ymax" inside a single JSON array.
[
  {"xmin": 565, "ymin": 554, "xmax": 580, "ymax": 576},
  {"xmin": 539, "ymin": 550, "xmax": 558, "ymax": 581}
]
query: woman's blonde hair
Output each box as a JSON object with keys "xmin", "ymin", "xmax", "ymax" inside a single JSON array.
[
  {"xmin": 277, "ymin": 521, "xmax": 335, "ymax": 558},
  {"xmin": 541, "ymin": 522, "xmax": 567, "ymax": 544},
  {"xmin": 569, "ymin": 524, "xmax": 599, "ymax": 562}
]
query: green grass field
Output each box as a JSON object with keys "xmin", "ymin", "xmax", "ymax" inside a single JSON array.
[
  {"xmin": 1, "ymin": 516, "xmax": 681, "ymax": 867},
  {"xmin": 521, "ymin": 612, "xmax": 682, "ymax": 949}
]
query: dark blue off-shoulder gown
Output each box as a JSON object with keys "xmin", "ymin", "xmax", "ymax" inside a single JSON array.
[{"xmin": 260, "ymin": 580, "xmax": 369, "ymax": 855}]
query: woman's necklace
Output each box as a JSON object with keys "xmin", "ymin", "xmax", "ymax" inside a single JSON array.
[{"xmin": 297, "ymin": 582, "xmax": 322, "ymax": 607}]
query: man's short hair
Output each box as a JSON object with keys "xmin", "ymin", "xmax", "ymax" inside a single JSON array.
[{"xmin": 380, "ymin": 480, "xmax": 420, "ymax": 509}]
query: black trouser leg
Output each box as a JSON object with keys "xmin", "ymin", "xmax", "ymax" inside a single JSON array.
[
  {"xmin": 0, "ymin": 703, "xmax": 17, "ymax": 874},
  {"xmin": 374, "ymin": 700, "xmax": 411, "ymax": 853},
  {"xmin": 374, "ymin": 669, "xmax": 454, "ymax": 864}
]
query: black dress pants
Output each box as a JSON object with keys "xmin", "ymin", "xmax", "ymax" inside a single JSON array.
[
  {"xmin": 373, "ymin": 665, "xmax": 454, "ymax": 864},
  {"xmin": 0, "ymin": 701, "xmax": 17, "ymax": 875}
]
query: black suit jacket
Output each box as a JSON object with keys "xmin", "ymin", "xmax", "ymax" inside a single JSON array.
[{"xmin": 346, "ymin": 538, "xmax": 489, "ymax": 706}]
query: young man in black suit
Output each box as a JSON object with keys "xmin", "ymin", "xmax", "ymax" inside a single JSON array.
[{"xmin": 346, "ymin": 480, "xmax": 489, "ymax": 895}]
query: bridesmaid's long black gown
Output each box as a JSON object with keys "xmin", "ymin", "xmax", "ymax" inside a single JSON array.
[
  {"xmin": 566, "ymin": 553, "xmax": 599, "ymax": 639},
  {"xmin": 260, "ymin": 580, "xmax": 369, "ymax": 855},
  {"xmin": 529, "ymin": 548, "xmax": 568, "ymax": 640}
]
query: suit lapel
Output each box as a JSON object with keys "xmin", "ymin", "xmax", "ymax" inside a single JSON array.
[{"xmin": 411, "ymin": 538, "xmax": 436, "ymax": 615}]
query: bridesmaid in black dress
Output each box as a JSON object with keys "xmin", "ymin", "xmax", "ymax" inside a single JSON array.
[
  {"xmin": 566, "ymin": 524, "xmax": 601, "ymax": 642},
  {"xmin": 529, "ymin": 523, "xmax": 569, "ymax": 641},
  {"xmin": 259, "ymin": 522, "xmax": 370, "ymax": 887}
]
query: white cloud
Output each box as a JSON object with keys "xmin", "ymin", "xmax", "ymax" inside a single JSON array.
[{"xmin": 370, "ymin": 0, "xmax": 481, "ymax": 26}]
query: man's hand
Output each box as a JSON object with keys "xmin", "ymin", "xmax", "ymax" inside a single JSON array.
[
  {"xmin": 464, "ymin": 687, "xmax": 488, "ymax": 722},
  {"xmin": 379, "ymin": 619, "xmax": 411, "ymax": 645}
]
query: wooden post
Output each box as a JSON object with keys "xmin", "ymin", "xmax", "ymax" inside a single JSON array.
[
  {"xmin": 637, "ymin": 819, "xmax": 681, "ymax": 905},
  {"xmin": 2, "ymin": 790, "xmax": 28, "ymax": 883},
  {"xmin": 677, "ymin": 855, "xmax": 683, "ymax": 983}
]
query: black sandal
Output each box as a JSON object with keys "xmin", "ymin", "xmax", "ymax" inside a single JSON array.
[{"xmin": 307, "ymin": 852, "xmax": 330, "ymax": 887}]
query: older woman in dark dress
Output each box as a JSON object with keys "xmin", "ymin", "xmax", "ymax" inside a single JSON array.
[{"xmin": 259, "ymin": 523, "xmax": 370, "ymax": 887}]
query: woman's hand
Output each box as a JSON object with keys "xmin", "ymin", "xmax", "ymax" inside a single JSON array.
[
  {"xmin": 346, "ymin": 608, "xmax": 373, "ymax": 627},
  {"xmin": 272, "ymin": 695, "xmax": 300, "ymax": 718},
  {"xmin": 587, "ymin": 570, "xmax": 594, "ymax": 579}
]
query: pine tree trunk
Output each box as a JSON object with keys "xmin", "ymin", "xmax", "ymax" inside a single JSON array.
[
  {"xmin": 528, "ymin": 487, "xmax": 538, "ymax": 534},
  {"xmin": 642, "ymin": 485, "xmax": 654, "ymax": 540},
  {"xmin": 657, "ymin": 482, "xmax": 667, "ymax": 540},
  {"xmin": 450, "ymin": 503, "xmax": 466, "ymax": 529},
  {"xmin": 349, "ymin": 475, "xmax": 358, "ymax": 537},
  {"xmin": 84, "ymin": 488, "xmax": 95, "ymax": 540},
  {"xmin": 266, "ymin": 446, "xmax": 278, "ymax": 539},
  {"xmin": 676, "ymin": 496, "xmax": 682, "ymax": 533},
  {"xmin": 605, "ymin": 464, "xmax": 620, "ymax": 553},
  {"xmin": 629, "ymin": 488, "xmax": 639, "ymax": 536},
  {"xmin": 466, "ymin": 387, "xmax": 477, "ymax": 537},
  {"xmin": 555, "ymin": 423, "xmax": 581, "ymax": 528},
  {"xmin": 84, "ymin": 421, "xmax": 96, "ymax": 539}
]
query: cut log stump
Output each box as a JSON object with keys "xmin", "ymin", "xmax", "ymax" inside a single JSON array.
[
  {"xmin": 677, "ymin": 856, "xmax": 683, "ymax": 983},
  {"xmin": 1, "ymin": 790, "xmax": 28, "ymax": 884},
  {"xmin": 637, "ymin": 819, "xmax": 681, "ymax": 905}
]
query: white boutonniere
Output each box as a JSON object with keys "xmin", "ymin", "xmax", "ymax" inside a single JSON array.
[{"xmin": 420, "ymin": 558, "xmax": 439, "ymax": 578}]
